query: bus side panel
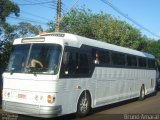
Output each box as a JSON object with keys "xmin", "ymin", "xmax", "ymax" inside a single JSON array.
[
  {"xmin": 57, "ymin": 78, "xmax": 81, "ymax": 115},
  {"xmin": 91, "ymin": 67, "xmax": 156, "ymax": 108},
  {"xmin": 57, "ymin": 77, "xmax": 96, "ymax": 115}
]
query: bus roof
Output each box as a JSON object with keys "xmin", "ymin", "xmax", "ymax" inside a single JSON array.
[
  {"xmin": 42, "ymin": 33, "xmax": 154, "ymax": 59},
  {"xmin": 14, "ymin": 32, "xmax": 155, "ymax": 59}
]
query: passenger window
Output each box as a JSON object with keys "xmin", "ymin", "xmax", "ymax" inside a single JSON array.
[
  {"xmin": 127, "ymin": 55, "xmax": 137, "ymax": 67},
  {"xmin": 60, "ymin": 48, "xmax": 90, "ymax": 77},
  {"xmin": 61, "ymin": 52, "xmax": 77, "ymax": 75},
  {"xmin": 76, "ymin": 53, "xmax": 90, "ymax": 74},
  {"xmin": 92, "ymin": 49, "xmax": 110, "ymax": 65},
  {"xmin": 99, "ymin": 50, "xmax": 110, "ymax": 65},
  {"xmin": 112, "ymin": 52, "xmax": 125, "ymax": 66},
  {"xmin": 138, "ymin": 57, "xmax": 147, "ymax": 68},
  {"xmin": 148, "ymin": 59, "xmax": 155, "ymax": 68}
]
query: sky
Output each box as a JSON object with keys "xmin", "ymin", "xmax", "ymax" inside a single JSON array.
[{"xmin": 8, "ymin": 0, "xmax": 160, "ymax": 40}]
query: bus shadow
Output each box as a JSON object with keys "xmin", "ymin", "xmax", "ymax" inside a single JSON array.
[
  {"xmin": 17, "ymin": 113, "xmax": 76, "ymax": 120},
  {"xmin": 156, "ymin": 87, "xmax": 160, "ymax": 92},
  {"xmin": 53, "ymin": 114, "xmax": 76, "ymax": 120}
]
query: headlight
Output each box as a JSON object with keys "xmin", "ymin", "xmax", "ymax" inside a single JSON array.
[{"xmin": 47, "ymin": 95, "xmax": 55, "ymax": 103}]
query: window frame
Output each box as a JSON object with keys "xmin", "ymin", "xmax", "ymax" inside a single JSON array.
[
  {"xmin": 138, "ymin": 57, "xmax": 147, "ymax": 68},
  {"xmin": 111, "ymin": 51, "xmax": 126, "ymax": 67},
  {"xmin": 126, "ymin": 54, "xmax": 138, "ymax": 68},
  {"xmin": 59, "ymin": 46, "xmax": 92, "ymax": 78}
]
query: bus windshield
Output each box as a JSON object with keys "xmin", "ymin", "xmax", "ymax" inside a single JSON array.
[{"xmin": 6, "ymin": 43, "xmax": 62, "ymax": 75}]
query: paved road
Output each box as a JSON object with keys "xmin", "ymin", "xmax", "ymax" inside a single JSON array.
[{"xmin": 1, "ymin": 91, "xmax": 160, "ymax": 120}]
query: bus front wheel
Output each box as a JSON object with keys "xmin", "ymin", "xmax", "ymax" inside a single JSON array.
[{"xmin": 77, "ymin": 91, "xmax": 91, "ymax": 117}]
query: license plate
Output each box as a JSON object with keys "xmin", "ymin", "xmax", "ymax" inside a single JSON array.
[{"xmin": 18, "ymin": 94, "xmax": 26, "ymax": 99}]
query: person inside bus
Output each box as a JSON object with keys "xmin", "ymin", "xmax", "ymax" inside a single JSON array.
[
  {"xmin": 95, "ymin": 51, "xmax": 100, "ymax": 64},
  {"xmin": 30, "ymin": 58, "xmax": 43, "ymax": 68},
  {"xmin": 27, "ymin": 54, "xmax": 44, "ymax": 69}
]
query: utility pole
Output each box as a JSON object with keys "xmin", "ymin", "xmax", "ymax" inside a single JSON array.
[{"xmin": 55, "ymin": 0, "xmax": 61, "ymax": 32}]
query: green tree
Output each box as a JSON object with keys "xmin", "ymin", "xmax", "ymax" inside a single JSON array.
[
  {"xmin": 0, "ymin": 0, "xmax": 20, "ymax": 22},
  {"xmin": 47, "ymin": 7, "xmax": 160, "ymax": 65},
  {"xmin": 145, "ymin": 40, "xmax": 160, "ymax": 62},
  {"xmin": 0, "ymin": 22, "xmax": 43, "ymax": 69},
  {"xmin": 0, "ymin": 0, "xmax": 44, "ymax": 69},
  {"xmin": 0, "ymin": 0, "xmax": 20, "ymax": 69},
  {"xmin": 0, "ymin": 0, "xmax": 20, "ymax": 35},
  {"xmin": 47, "ymin": 8, "xmax": 147, "ymax": 50},
  {"xmin": 14, "ymin": 22, "xmax": 43, "ymax": 37},
  {"xmin": 0, "ymin": 24, "xmax": 15, "ymax": 69}
]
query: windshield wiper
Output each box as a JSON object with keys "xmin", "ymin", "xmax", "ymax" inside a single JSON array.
[
  {"xmin": 26, "ymin": 67, "xmax": 44, "ymax": 75},
  {"xmin": 9, "ymin": 68, "xmax": 15, "ymax": 75}
]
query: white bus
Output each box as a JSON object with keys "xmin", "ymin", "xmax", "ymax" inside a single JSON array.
[{"xmin": 2, "ymin": 33, "xmax": 156, "ymax": 118}]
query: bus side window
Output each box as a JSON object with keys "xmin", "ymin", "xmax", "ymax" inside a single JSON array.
[
  {"xmin": 138, "ymin": 57, "xmax": 147, "ymax": 68},
  {"xmin": 99, "ymin": 50, "xmax": 110, "ymax": 65},
  {"xmin": 61, "ymin": 52, "xmax": 69, "ymax": 75},
  {"xmin": 76, "ymin": 53, "xmax": 90, "ymax": 74},
  {"xmin": 127, "ymin": 55, "xmax": 137, "ymax": 67},
  {"xmin": 61, "ymin": 51, "xmax": 77, "ymax": 76},
  {"xmin": 148, "ymin": 59, "xmax": 155, "ymax": 69},
  {"xmin": 60, "ymin": 51, "xmax": 90, "ymax": 77},
  {"xmin": 112, "ymin": 52, "xmax": 125, "ymax": 66}
]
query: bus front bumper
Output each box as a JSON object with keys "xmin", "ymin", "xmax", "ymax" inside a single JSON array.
[{"xmin": 2, "ymin": 100, "xmax": 62, "ymax": 118}]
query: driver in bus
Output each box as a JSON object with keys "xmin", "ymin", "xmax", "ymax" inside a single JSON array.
[
  {"xmin": 28, "ymin": 54, "xmax": 43, "ymax": 69},
  {"xmin": 30, "ymin": 59, "xmax": 43, "ymax": 68}
]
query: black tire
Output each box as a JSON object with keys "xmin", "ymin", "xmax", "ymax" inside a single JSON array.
[
  {"xmin": 77, "ymin": 92, "xmax": 91, "ymax": 117},
  {"xmin": 139, "ymin": 85, "xmax": 145, "ymax": 101}
]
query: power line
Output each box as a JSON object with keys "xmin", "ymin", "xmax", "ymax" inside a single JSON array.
[
  {"xmin": 22, "ymin": 0, "xmax": 56, "ymax": 9},
  {"xmin": 36, "ymin": 0, "xmax": 56, "ymax": 7},
  {"xmin": 100, "ymin": 0, "xmax": 160, "ymax": 39},
  {"xmin": 20, "ymin": 10, "xmax": 50, "ymax": 21},
  {"xmin": 36, "ymin": 0, "xmax": 57, "ymax": 8},
  {"xmin": 63, "ymin": 0, "xmax": 79, "ymax": 16},
  {"xmin": 56, "ymin": 0, "xmax": 78, "ymax": 31},
  {"xmin": 18, "ymin": 1, "xmax": 55, "ymax": 6},
  {"xmin": 69, "ymin": 0, "xmax": 80, "ymax": 11},
  {"xmin": 56, "ymin": 0, "xmax": 80, "ymax": 31},
  {"xmin": 9, "ymin": 16, "xmax": 48, "ymax": 26},
  {"xmin": 19, "ymin": 2, "xmax": 65, "ymax": 22},
  {"xmin": 62, "ymin": 0, "xmax": 80, "ymax": 16},
  {"xmin": 8, "ymin": 0, "xmax": 59, "ymax": 28}
]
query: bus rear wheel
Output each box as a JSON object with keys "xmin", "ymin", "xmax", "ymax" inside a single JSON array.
[
  {"xmin": 77, "ymin": 92, "xmax": 91, "ymax": 117},
  {"xmin": 139, "ymin": 85, "xmax": 145, "ymax": 100}
]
